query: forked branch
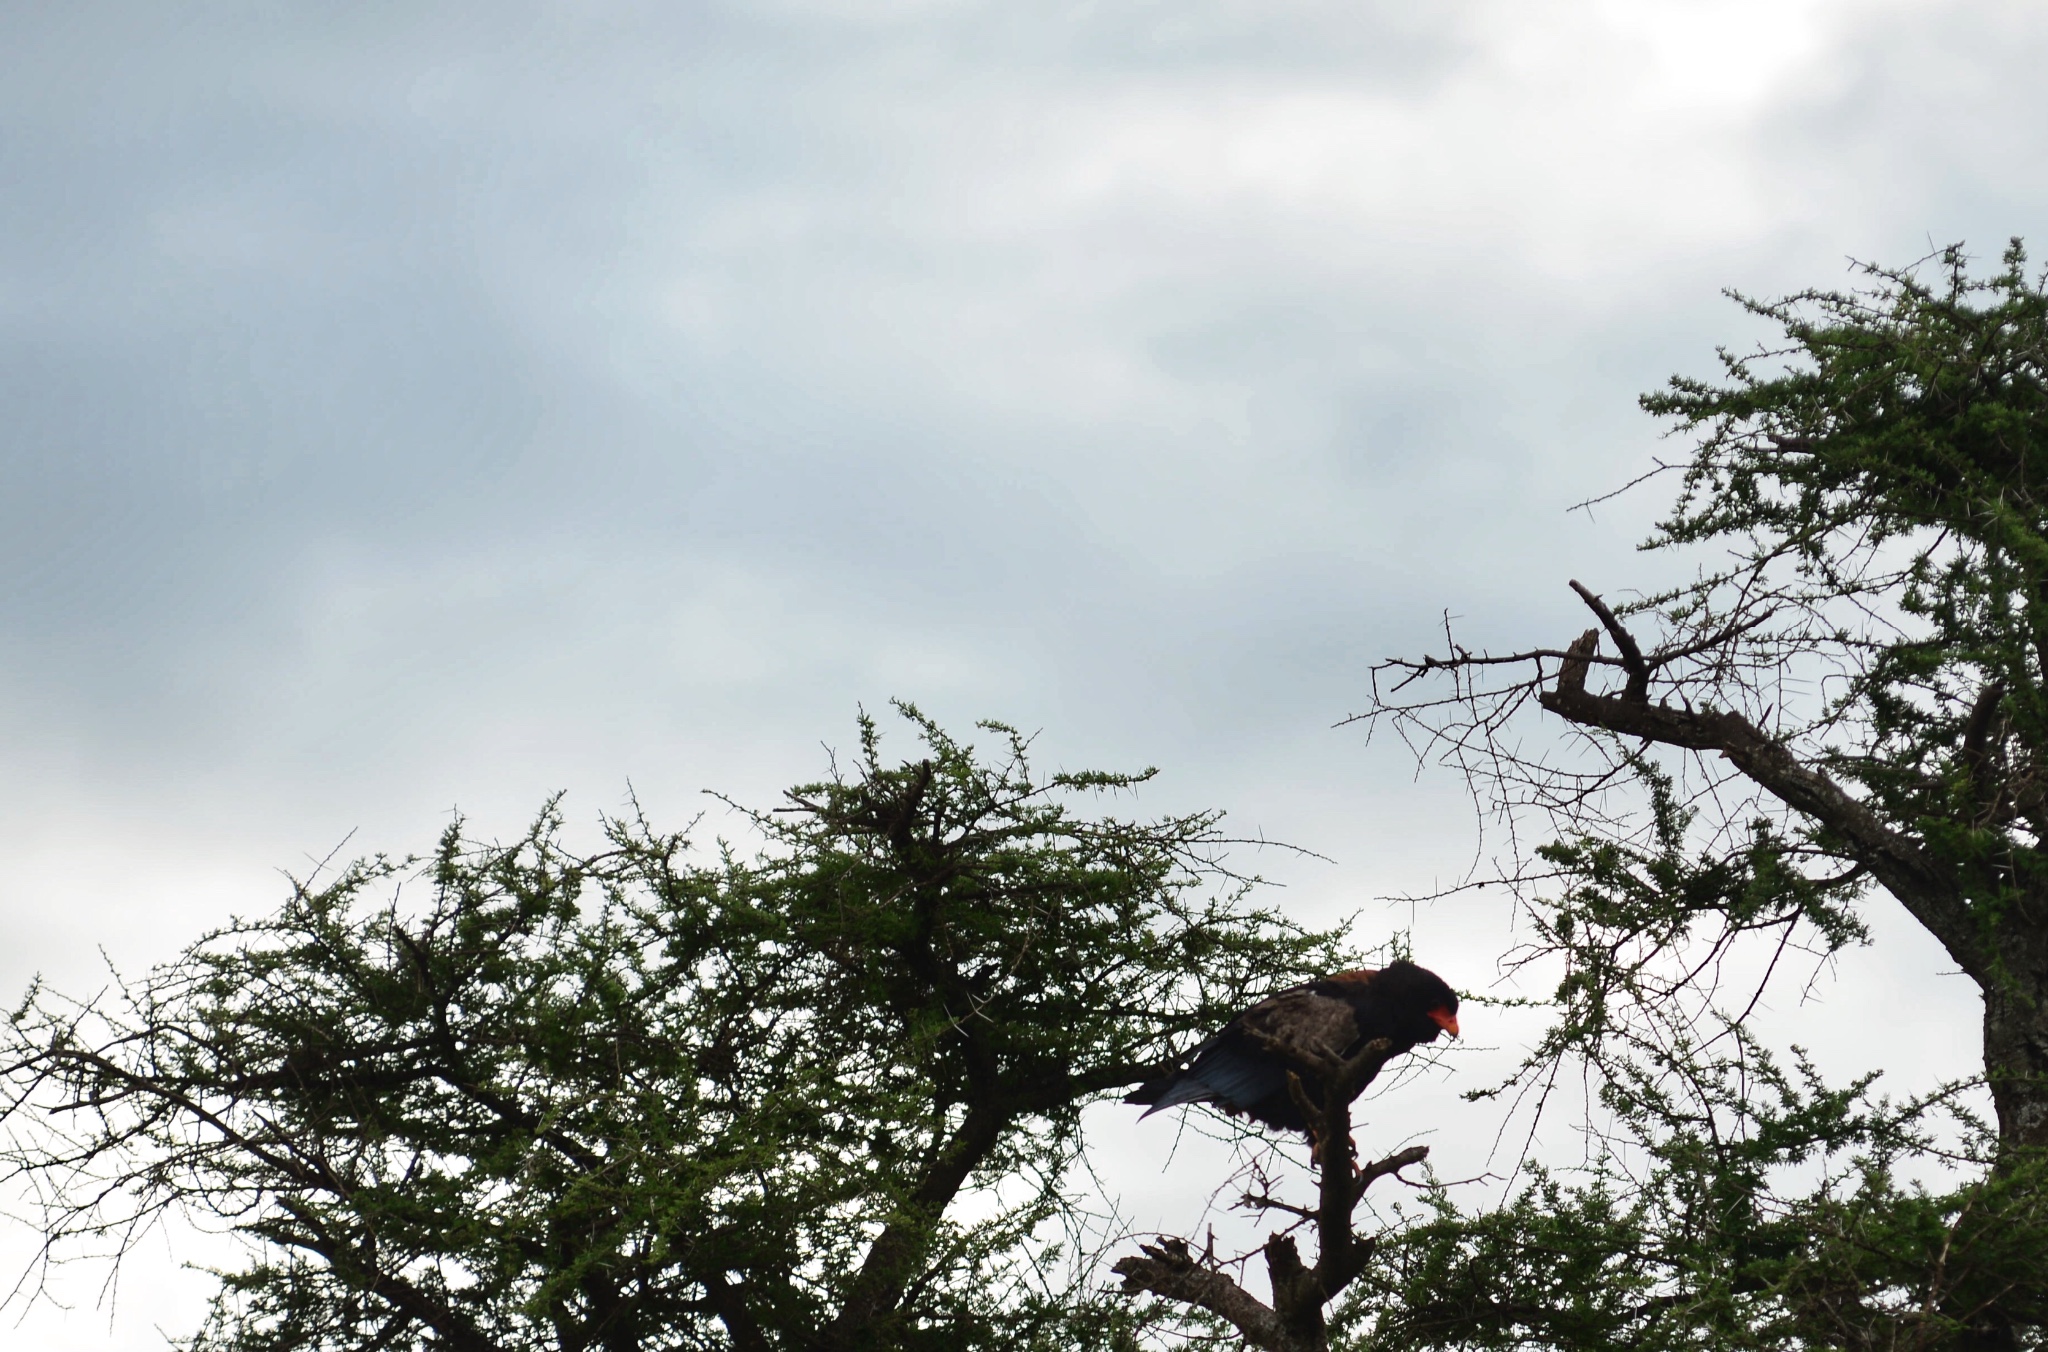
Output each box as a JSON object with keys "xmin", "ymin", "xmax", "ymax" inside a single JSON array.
[
  {"xmin": 1112, "ymin": 1033, "xmax": 1429, "ymax": 1352},
  {"xmin": 1363, "ymin": 579, "xmax": 1977, "ymax": 976}
]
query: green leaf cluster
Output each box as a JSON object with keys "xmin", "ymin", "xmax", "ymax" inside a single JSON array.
[
  {"xmin": 1644, "ymin": 240, "xmax": 2048, "ymax": 919},
  {"xmin": 2, "ymin": 705, "xmax": 1350, "ymax": 1352},
  {"xmin": 1342, "ymin": 764, "xmax": 2046, "ymax": 1349},
  {"xmin": 1350, "ymin": 243, "xmax": 2048, "ymax": 1350}
]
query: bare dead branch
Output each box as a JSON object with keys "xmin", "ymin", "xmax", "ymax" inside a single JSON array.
[
  {"xmin": 1569, "ymin": 581, "xmax": 1650, "ymax": 701},
  {"xmin": 1112, "ymin": 1236, "xmax": 1287, "ymax": 1350},
  {"xmin": 1350, "ymin": 1144, "xmax": 1431, "ymax": 1208},
  {"xmin": 1113, "ymin": 1037, "xmax": 1424, "ymax": 1351}
]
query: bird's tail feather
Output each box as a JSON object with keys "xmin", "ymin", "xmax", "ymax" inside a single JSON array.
[{"xmin": 1135, "ymin": 1076, "xmax": 1214, "ymax": 1119}]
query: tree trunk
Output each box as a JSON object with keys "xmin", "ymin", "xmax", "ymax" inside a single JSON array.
[{"xmin": 1981, "ymin": 916, "xmax": 2048, "ymax": 1157}]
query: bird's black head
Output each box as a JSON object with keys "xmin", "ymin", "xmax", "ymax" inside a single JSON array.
[{"xmin": 1371, "ymin": 960, "xmax": 1461, "ymax": 1045}]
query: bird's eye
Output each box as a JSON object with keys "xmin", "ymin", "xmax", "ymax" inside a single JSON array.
[{"xmin": 1427, "ymin": 1007, "xmax": 1461, "ymax": 1038}]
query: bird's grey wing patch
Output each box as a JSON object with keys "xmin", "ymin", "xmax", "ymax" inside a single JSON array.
[{"xmin": 1238, "ymin": 987, "xmax": 1358, "ymax": 1063}]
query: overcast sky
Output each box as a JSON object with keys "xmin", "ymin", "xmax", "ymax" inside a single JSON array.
[{"xmin": 4, "ymin": 2, "xmax": 2045, "ymax": 1346}]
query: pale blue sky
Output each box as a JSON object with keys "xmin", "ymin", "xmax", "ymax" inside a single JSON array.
[{"xmin": 3, "ymin": 2, "xmax": 2043, "ymax": 1345}]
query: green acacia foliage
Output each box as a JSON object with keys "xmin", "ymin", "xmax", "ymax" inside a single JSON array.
[
  {"xmin": 1, "ymin": 706, "xmax": 1350, "ymax": 1352},
  {"xmin": 1644, "ymin": 239, "xmax": 2048, "ymax": 929},
  {"xmin": 1344, "ymin": 773, "xmax": 2048, "ymax": 1350},
  {"xmin": 1356, "ymin": 244, "xmax": 2048, "ymax": 1349}
]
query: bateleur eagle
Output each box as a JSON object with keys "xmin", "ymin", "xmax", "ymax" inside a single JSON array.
[{"xmin": 1125, "ymin": 961, "xmax": 1459, "ymax": 1134}]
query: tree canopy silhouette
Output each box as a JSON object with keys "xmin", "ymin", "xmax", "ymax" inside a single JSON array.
[
  {"xmin": 1, "ymin": 706, "xmax": 1351, "ymax": 1352},
  {"xmin": 1352, "ymin": 242, "xmax": 2048, "ymax": 1350}
]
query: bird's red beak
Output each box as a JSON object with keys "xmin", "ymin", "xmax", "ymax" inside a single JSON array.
[{"xmin": 1429, "ymin": 1008, "xmax": 1461, "ymax": 1039}]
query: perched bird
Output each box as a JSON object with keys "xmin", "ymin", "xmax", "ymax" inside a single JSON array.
[{"xmin": 1126, "ymin": 961, "xmax": 1459, "ymax": 1135}]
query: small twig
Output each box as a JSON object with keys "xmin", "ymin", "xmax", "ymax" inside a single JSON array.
[
  {"xmin": 1239, "ymin": 1191, "xmax": 1320, "ymax": 1222},
  {"xmin": 1350, "ymin": 1145, "xmax": 1431, "ymax": 1207}
]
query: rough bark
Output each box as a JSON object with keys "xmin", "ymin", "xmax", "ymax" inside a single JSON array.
[{"xmin": 1981, "ymin": 922, "xmax": 2048, "ymax": 1154}]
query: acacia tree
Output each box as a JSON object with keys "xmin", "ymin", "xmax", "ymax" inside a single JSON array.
[
  {"xmin": 0, "ymin": 705, "xmax": 1354, "ymax": 1352},
  {"xmin": 1347, "ymin": 243, "xmax": 2048, "ymax": 1349}
]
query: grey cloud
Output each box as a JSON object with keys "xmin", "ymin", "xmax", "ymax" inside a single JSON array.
[{"xmin": 0, "ymin": 3, "xmax": 2041, "ymax": 1343}]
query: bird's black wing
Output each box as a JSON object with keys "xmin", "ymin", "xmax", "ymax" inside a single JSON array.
[{"xmin": 1127, "ymin": 985, "xmax": 1359, "ymax": 1122}]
